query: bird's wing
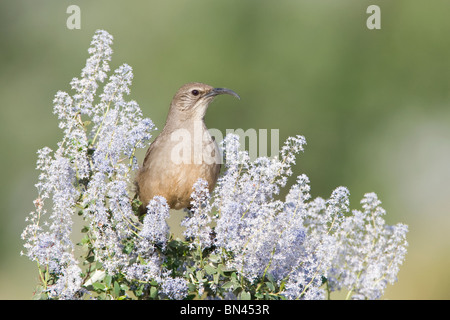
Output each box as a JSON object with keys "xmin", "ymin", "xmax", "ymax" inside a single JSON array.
[{"xmin": 142, "ymin": 136, "xmax": 160, "ymax": 168}]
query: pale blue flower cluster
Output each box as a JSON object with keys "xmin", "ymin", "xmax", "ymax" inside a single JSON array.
[
  {"xmin": 181, "ymin": 179, "xmax": 213, "ymax": 250},
  {"xmin": 22, "ymin": 30, "xmax": 156, "ymax": 299},
  {"xmin": 160, "ymin": 276, "xmax": 189, "ymax": 300},
  {"xmin": 182, "ymin": 134, "xmax": 408, "ymax": 299},
  {"xmin": 22, "ymin": 30, "xmax": 408, "ymax": 300},
  {"xmin": 326, "ymin": 193, "xmax": 409, "ymax": 299}
]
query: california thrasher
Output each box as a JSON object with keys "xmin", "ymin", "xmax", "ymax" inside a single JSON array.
[{"xmin": 135, "ymin": 82, "xmax": 240, "ymax": 213}]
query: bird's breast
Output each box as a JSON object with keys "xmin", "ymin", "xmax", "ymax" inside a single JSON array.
[{"xmin": 137, "ymin": 123, "xmax": 221, "ymax": 210}]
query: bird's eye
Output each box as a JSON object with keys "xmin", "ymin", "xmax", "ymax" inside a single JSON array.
[{"xmin": 191, "ymin": 89, "xmax": 200, "ymax": 96}]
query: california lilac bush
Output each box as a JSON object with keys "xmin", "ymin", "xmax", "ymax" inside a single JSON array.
[{"xmin": 22, "ymin": 30, "xmax": 408, "ymax": 300}]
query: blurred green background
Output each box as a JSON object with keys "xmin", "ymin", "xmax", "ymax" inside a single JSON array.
[{"xmin": 1, "ymin": 0, "xmax": 449, "ymax": 299}]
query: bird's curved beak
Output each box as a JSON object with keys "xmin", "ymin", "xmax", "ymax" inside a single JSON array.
[{"xmin": 204, "ymin": 87, "xmax": 240, "ymax": 100}]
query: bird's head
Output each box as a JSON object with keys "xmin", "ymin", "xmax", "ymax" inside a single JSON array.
[{"xmin": 168, "ymin": 82, "xmax": 240, "ymax": 122}]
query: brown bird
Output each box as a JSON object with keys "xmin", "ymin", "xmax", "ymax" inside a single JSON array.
[{"xmin": 135, "ymin": 82, "xmax": 240, "ymax": 213}]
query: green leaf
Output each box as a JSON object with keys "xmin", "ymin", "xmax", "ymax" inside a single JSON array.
[
  {"xmin": 188, "ymin": 283, "xmax": 196, "ymax": 293},
  {"xmin": 150, "ymin": 280, "xmax": 158, "ymax": 286},
  {"xmin": 97, "ymin": 292, "xmax": 107, "ymax": 300},
  {"xmin": 79, "ymin": 234, "xmax": 90, "ymax": 245},
  {"xmin": 240, "ymin": 291, "xmax": 251, "ymax": 300},
  {"xmin": 265, "ymin": 281, "xmax": 275, "ymax": 291},
  {"xmin": 92, "ymin": 282, "xmax": 106, "ymax": 291},
  {"xmin": 213, "ymin": 272, "xmax": 220, "ymax": 285},
  {"xmin": 218, "ymin": 264, "xmax": 236, "ymax": 276},
  {"xmin": 122, "ymin": 241, "xmax": 134, "ymax": 254},
  {"xmin": 279, "ymin": 280, "xmax": 286, "ymax": 292},
  {"xmin": 134, "ymin": 285, "xmax": 143, "ymax": 297},
  {"xmin": 113, "ymin": 281, "xmax": 121, "ymax": 297},
  {"xmin": 149, "ymin": 286, "xmax": 158, "ymax": 299},
  {"xmin": 204, "ymin": 264, "xmax": 217, "ymax": 275},
  {"xmin": 196, "ymin": 270, "xmax": 205, "ymax": 282},
  {"xmin": 209, "ymin": 254, "xmax": 221, "ymax": 263},
  {"xmin": 222, "ymin": 281, "xmax": 234, "ymax": 290},
  {"xmin": 266, "ymin": 273, "xmax": 275, "ymax": 283},
  {"xmin": 32, "ymin": 286, "xmax": 48, "ymax": 300},
  {"xmin": 104, "ymin": 275, "xmax": 112, "ymax": 288},
  {"xmin": 254, "ymin": 292, "xmax": 264, "ymax": 299}
]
